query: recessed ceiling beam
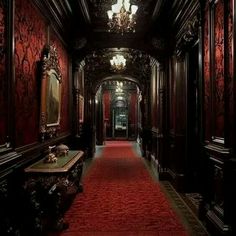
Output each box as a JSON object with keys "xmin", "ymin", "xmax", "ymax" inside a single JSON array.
[
  {"xmin": 78, "ymin": 0, "xmax": 91, "ymax": 24},
  {"xmin": 152, "ymin": 0, "xmax": 163, "ymax": 21}
]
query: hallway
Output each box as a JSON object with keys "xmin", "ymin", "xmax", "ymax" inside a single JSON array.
[
  {"xmin": 59, "ymin": 141, "xmax": 208, "ymax": 236},
  {"xmin": 1, "ymin": 0, "xmax": 236, "ymax": 235}
]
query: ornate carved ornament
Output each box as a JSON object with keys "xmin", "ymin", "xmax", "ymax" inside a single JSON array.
[
  {"xmin": 84, "ymin": 48, "xmax": 151, "ymax": 88},
  {"xmin": 42, "ymin": 45, "xmax": 62, "ymax": 80},
  {"xmin": 151, "ymin": 37, "xmax": 166, "ymax": 51},
  {"xmin": 0, "ymin": 180, "xmax": 8, "ymax": 199},
  {"xmin": 88, "ymin": 0, "xmax": 149, "ymax": 20},
  {"xmin": 175, "ymin": 15, "xmax": 200, "ymax": 57},
  {"xmin": 40, "ymin": 45, "xmax": 62, "ymax": 141}
]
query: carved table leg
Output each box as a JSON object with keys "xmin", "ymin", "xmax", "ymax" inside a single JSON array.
[{"xmin": 48, "ymin": 186, "xmax": 69, "ymax": 231}]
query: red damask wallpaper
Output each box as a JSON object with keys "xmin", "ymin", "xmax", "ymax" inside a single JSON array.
[
  {"xmin": 50, "ymin": 32, "xmax": 70, "ymax": 134},
  {"xmin": 103, "ymin": 90, "xmax": 110, "ymax": 121},
  {"xmin": 129, "ymin": 92, "xmax": 137, "ymax": 126},
  {"xmin": 214, "ymin": 0, "xmax": 224, "ymax": 138},
  {"xmin": 204, "ymin": 4, "xmax": 211, "ymax": 141},
  {"xmin": 228, "ymin": 0, "xmax": 233, "ymax": 87},
  {"xmin": 14, "ymin": 0, "xmax": 47, "ymax": 147},
  {"xmin": 0, "ymin": 0, "xmax": 7, "ymax": 145},
  {"xmin": 228, "ymin": 0, "xmax": 233, "ymax": 143}
]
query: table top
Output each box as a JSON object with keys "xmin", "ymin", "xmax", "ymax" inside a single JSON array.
[{"xmin": 24, "ymin": 150, "xmax": 84, "ymax": 173}]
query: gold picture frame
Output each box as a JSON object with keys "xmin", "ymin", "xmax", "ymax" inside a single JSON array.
[
  {"xmin": 79, "ymin": 95, "xmax": 84, "ymax": 123},
  {"xmin": 40, "ymin": 45, "xmax": 62, "ymax": 140}
]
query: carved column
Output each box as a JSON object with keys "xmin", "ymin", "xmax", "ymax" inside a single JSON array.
[
  {"xmin": 73, "ymin": 63, "xmax": 80, "ymax": 137},
  {"xmin": 157, "ymin": 62, "xmax": 168, "ymax": 174},
  {"xmin": 72, "ymin": 61, "xmax": 85, "ymax": 149},
  {"xmin": 140, "ymin": 74, "xmax": 152, "ymax": 158},
  {"xmin": 96, "ymin": 87, "xmax": 104, "ymax": 145}
]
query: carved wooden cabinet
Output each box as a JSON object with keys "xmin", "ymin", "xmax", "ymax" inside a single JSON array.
[{"xmin": 24, "ymin": 150, "xmax": 84, "ymax": 233}]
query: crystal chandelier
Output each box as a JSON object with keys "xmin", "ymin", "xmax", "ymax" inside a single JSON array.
[
  {"xmin": 107, "ymin": 0, "xmax": 138, "ymax": 34},
  {"xmin": 116, "ymin": 81, "xmax": 123, "ymax": 93},
  {"xmin": 110, "ymin": 54, "xmax": 126, "ymax": 72}
]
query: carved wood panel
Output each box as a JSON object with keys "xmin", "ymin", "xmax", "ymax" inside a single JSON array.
[
  {"xmin": 169, "ymin": 57, "xmax": 176, "ymax": 132},
  {"xmin": 151, "ymin": 61, "xmax": 157, "ymax": 128}
]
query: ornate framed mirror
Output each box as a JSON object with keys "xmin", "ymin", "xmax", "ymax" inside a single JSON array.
[{"xmin": 40, "ymin": 45, "xmax": 62, "ymax": 140}]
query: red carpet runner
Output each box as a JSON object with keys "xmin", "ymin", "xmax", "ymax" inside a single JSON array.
[{"xmin": 61, "ymin": 141, "xmax": 188, "ymax": 236}]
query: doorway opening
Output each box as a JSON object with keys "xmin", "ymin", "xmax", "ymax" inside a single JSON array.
[
  {"xmin": 95, "ymin": 79, "xmax": 141, "ymax": 144},
  {"xmin": 112, "ymin": 100, "xmax": 128, "ymax": 139}
]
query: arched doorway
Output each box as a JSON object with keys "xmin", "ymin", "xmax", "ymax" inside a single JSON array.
[
  {"xmin": 95, "ymin": 79, "xmax": 142, "ymax": 144},
  {"xmin": 112, "ymin": 96, "xmax": 128, "ymax": 139}
]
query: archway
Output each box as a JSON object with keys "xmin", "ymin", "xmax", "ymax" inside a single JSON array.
[{"xmin": 95, "ymin": 78, "xmax": 142, "ymax": 144}]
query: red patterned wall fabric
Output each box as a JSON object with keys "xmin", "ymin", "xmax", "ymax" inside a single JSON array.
[
  {"xmin": 228, "ymin": 0, "xmax": 233, "ymax": 142},
  {"xmin": 103, "ymin": 90, "xmax": 110, "ymax": 121},
  {"xmin": 0, "ymin": 0, "xmax": 7, "ymax": 145},
  {"xmin": 129, "ymin": 92, "xmax": 137, "ymax": 126},
  {"xmin": 214, "ymin": 0, "xmax": 224, "ymax": 138},
  {"xmin": 228, "ymin": 0, "xmax": 233, "ymax": 88},
  {"xmin": 50, "ymin": 32, "xmax": 70, "ymax": 133},
  {"xmin": 14, "ymin": 0, "xmax": 46, "ymax": 147},
  {"xmin": 204, "ymin": 4, "xmax": 211, "ymax": 141}
]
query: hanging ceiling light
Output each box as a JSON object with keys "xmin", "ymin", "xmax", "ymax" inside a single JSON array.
[
  {"xmin": 110, "ymin": 54, "xmax": 126, "ymax": 72},
  {"xmin": 107, "ymin": 0, "xmax": 138, "ymax": 34},
  {"xmin": 115, "ymin": 81, "xmax": 124, "ymax": 93}
]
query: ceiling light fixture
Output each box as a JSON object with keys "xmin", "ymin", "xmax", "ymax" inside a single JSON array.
[
  {"xmin": 116, "ymin": 82, "xmax": 124, "ymax": 93},
  {"xmin": 110, "ymin": 54, "xmax": 126, "ymax": 72},
  {"xmin": 107, "ymin": 0, "xmax": 138, "ymax": 34}
]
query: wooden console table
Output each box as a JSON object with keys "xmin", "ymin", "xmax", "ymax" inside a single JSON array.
[{"xmin": 24, "ymin": 150, "xmax": 84, "ymax": 233}]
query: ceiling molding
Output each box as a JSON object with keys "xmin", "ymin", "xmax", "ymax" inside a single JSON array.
[
  {"xmin": 95, "ymin": 76, "xmax": 143, "ymax": 93},
  {"xmin": 152, "ymin": 0, "xmax": 163, "ymax": 21},
  {"xmin": 175, "ymin": 1, "xmax": 200, "ymax": 42},
  {"xmin": 33, "ymin": 0, "xmax": 73, "ymax": 40},
  {"xmin": 78, "ymin": 0, "xmax": 91, "ymax": 24}
]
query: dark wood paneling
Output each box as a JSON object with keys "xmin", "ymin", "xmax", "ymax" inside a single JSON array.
[
  {"xmin": 33, "ymin": 0, "xmax": 73, "ymax": 42},
  {"xmin": 128, "ymin": 92, "xmax": 138, "ymax": 139},
  {"xmin": 164, "ymin": 56, "xmax": 188, "ymax": 192},
  {"xmin": 204, "ymin": 147, "xmax": 232, "ymax": 235},
  {"xmin": 150, "ymin": 61, "xmax": 157, "ymax": 128},
  {"xmin": 203, "ymin": 1, "xmax": 235, "ymax": 234}
]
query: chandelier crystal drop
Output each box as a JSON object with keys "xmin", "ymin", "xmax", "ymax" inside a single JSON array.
[
  {"xmin": 110, "ymin": 54, "xmax": 126, "ymax": 71},
  {"xmin": 107, "ymin": 0, "xmax": 138, "ymax": 34},
  {"xmin": 115, "ymin": 81, "xmax": 124, "ymax": 93}
]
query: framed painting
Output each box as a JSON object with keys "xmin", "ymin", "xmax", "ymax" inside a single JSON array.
[
  {"xmin": 79, "ymin": 95, "xmax": 84, "ymax": 123},
  {"xmin": 40, "ymin": 45, "xmax": 62, "ymax": 140}
]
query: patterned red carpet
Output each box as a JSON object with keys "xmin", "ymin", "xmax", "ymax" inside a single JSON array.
[{"xmin": 60, "ymin": 141, "xmax": 188, "ymax": 236}]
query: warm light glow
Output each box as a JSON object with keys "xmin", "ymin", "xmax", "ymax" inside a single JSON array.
[
  {"xmin": 131, "ymin": 5, "xmax": 138, "ymax": 14},
  {"xmin": 115, "ymin": 82, "xmax": 124, "ymax": 94},
  {"xmin": 107, "ymin": 10, "xmax": 113, "ymax": 19},
  {"xmin": 110, "ymin": 55, "xmax": 126, "ymax": 71},
  {"xmin": 107, "ymin": 0, "xmax": 138, "ymax": 34}
]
